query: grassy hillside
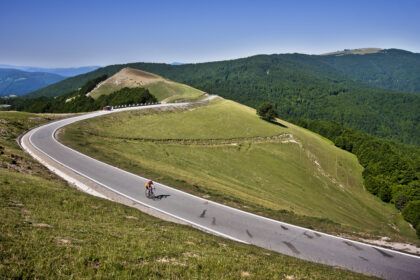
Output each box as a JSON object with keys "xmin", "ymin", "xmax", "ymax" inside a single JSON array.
[
  {"xmin": 0, "ymin": 114, "xmax": 376, "ymax": 279},
  {"xmin": 24, "ymin": 52, "xmax": 420, "ymax": 144},
  {"xmin": 88, "ymin": 68, "xmax": 206, "ymax": 103},
  {"xmin": 60, "ymin": 98, "xmax": 419, "ymax": 245}
]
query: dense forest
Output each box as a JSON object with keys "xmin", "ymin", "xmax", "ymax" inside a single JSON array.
[
  {"xmin": 1, "ymin": 76, "xmax": 157, "ymax": 113},
  {"xmin": 320, "ymin": 49, "xmax": 420, "ymax": 94},
  {"xmin": 292, "ymin": 118, "xmax": 420, "ymax": 237},
  {"xmin": 23, "ymin": 51, "xmax": 420, "ymax": 144}
]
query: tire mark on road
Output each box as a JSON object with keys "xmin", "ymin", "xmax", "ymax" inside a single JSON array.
[
  {"xmin": 283, "ymin": 241, "xmax": 300, "ymax": 254},
  {"xmin": 303, "ymin": 231, "xmax": 314, "ymax": 239},
  {"xmin": 374, "ymin": 247, "xmax": 393, "ymax": 258},
  {"xmin": 344, "ymin": 241, "xmax": 363, "ymax": 251},
  {"xmin": 199, "ymin": 209, "xmax": 207, "ymax": 218}
]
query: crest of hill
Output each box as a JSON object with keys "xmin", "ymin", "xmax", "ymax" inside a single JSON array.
[
  {"xmin": 87, "ymin": 67, "xmax": 206, "ymax": 103},
  {"xmin": 322, "ymin": 48, "xmax": 382, "ymax": 56}
]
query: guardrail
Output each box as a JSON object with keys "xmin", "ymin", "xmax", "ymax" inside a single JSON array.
[{"xmin": 111, "ymin": 102, "xmax": 161, "ymax": 110}]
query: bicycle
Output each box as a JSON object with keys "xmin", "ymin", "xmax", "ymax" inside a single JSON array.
[{"xmin": 145, "ymin": 186, "xmax": 156, "ymax": 200}]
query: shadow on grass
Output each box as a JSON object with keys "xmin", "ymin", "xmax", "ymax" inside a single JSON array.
[{"xmin": 269, "ymin": 120, "xmax": 288, "ymax": 128}]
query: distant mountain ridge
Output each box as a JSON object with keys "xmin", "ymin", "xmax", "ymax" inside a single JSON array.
[
  {"xmin": 0, "ymin": 64, "xmax": 100, "ymax": 77},
  {"xmin": 0, "ymin": 68, "xmax": 65, "ymax": 97},
  {"xmin": 27, "ymin": 48, "xmax": 420, "ymax": 97}
]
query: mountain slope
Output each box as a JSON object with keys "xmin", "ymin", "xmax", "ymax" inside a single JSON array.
[{"xmin": 0, "ymin": 68, "xmax": 65, "ymax": 96}]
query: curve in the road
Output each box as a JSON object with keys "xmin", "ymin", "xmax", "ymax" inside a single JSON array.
[{"xmin": 21, "ymin": 100, "xmax": 420, "ymax": 280}]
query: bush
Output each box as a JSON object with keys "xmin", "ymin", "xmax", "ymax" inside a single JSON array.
[
  {"xmin": 379, "ymin": 185, "xmax": 391, "ymax": 202},
  {"xmin": 96, "ymin": 87, "xmax": 157, "ymax": 107},
  {"xmin": 402, "ymin": 200, "xmax": 420, "ymax": 227},
  {"xmin": 257, "ymin": 103, "xmax": 278, "ymax": 122},
  {"xmin": 364, "ymin": 175, "xmax": 384, "ymax": 195},
  {"xmin": 417, "ymin": 223, "xmax": 420, "ymax": 239},
  {"xmin": 395, "ymin": 193, "xmax": 408, "ymax": 210}
]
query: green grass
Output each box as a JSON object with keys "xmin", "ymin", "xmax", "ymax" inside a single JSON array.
[
  {"xmin": 60, "ymin": 98, "xmax": 419, "ymax": 245},
  {"xmin": 146, "ymin": 81, "xmax": 206, "ymax": 102},
  {"xmin": 0, "ymin": 111, "xmax": 376, "ymax": 279},
  {"xmin": 89, "ymin": 99, "xmax": 286, "ymax": 139}
]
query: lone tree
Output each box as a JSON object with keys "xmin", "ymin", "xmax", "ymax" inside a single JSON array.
[{"xmin": 257, "ymin": 102, "xmax": 278, "ymax": 122}]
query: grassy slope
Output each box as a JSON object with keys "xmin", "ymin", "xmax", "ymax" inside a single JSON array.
[
  {"xmin": 0, "ymin": 114, "xmax": 375, "ymax": 279},
  {"xmin": 60, "ymin": 99, "xmax": 418, "ymax": 245},
  {"xmin": 146, "ymin": 81, "xmax": 207, "ymax": 102}
]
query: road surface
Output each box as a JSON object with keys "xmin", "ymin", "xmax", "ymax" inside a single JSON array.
[{"xmin": 21, "ymin": 100, "xmax": 420, "ymax": 280}]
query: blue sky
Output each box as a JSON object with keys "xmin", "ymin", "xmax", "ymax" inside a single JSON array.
[{"xmin": 1, "ymin": 0, "xmax": 419, "ymax": 67}]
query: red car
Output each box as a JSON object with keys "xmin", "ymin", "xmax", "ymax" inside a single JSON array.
[{"xmin": 103, "ymin": 106, "xmax": 112, "ymax": 111}]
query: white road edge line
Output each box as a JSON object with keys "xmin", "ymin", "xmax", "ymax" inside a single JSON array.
[{"xmin": 23, "ymin": 101, "xmax": 420, "ymax": 260}]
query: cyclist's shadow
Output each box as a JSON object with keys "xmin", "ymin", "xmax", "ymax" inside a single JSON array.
[{"xmin": 154, "ymin": 194, "xmax": 170, "ymax": 200}]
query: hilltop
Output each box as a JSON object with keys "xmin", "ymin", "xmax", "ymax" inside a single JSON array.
[
  {"xmin": 87, "ymin": 67, "xmax": 206, "ymax": 103},
  {"xmin": 3, "ymin": 70, "xmax": 208, "ymax": 113},
  {"xmin": 322, "ymin": 48, "xmax": 383, "ymax": 56}
]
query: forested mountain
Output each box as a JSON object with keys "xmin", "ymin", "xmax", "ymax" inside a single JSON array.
[
  {"xmin": 0, "ymin": 68, "xmax": 65, "ymax": 96},
  {"xmin": 320, "ymin": 49, "xmax": 420, "ymax": 94},
  {"xmin": 21, "ymin": 50, "xmax": 420, "ymax": 144}
]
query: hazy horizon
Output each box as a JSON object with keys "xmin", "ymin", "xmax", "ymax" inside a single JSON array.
[{"xmin": 1, "ymin": 0, "xmax": 419, "ymax": 67}]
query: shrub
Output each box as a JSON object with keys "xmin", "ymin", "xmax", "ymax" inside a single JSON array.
[
  {"xmin": 257, "ymin": 103, "xmax": 278, "ymax": 122},
  {"xmin": 364, "ymin": 175, "xmax": 383, "ymax": 195},
  {"xmin": 417, "ymin": 223, "xmax": 420, "ymax": 239},
  {"xmin": 402, "ymin": 200, "xmax": 420, "ymax": 227},
  {"xmin": 379, "ymin": 185, "xmax": 391, "ymax": 202},
  {"xmin": 395, "ymin": 193, "xmax": 408, "ymax": 210}
]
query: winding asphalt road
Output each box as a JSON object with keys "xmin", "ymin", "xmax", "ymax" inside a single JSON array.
[{"xmin": 21, "ymin": 100, "xmax": 420, "ymax": 280}]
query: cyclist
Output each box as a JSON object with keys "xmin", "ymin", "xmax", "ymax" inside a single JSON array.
[{"xmin": 145, "ymin": 180, "xmax": 154, "ymax": 198}]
